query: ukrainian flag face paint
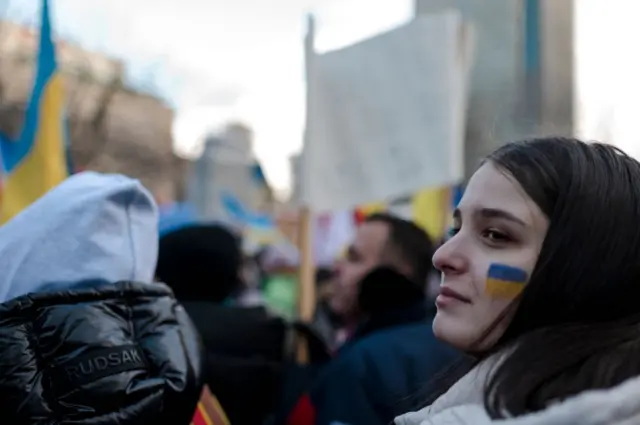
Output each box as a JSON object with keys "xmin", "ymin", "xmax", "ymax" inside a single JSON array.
[{"xmin": 485, "ymin": 263, "xmax": 528, "ymax": 298}]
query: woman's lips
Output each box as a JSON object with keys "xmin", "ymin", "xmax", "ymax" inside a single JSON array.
[{"xmin": 436, "ymin": 286, "xmax": 472, "ymax": 308}]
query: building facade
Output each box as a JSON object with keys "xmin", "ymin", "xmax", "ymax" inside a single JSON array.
[
  {"xmin": 415, "ymin": 0, "xmax": 575, "ymax": 177},
  {"xmin": 189, "ymin": 123, "xmax": 274, "ymax": 219},
  {"xmin": 0, "ymin": 20, "xmax": 184, "ymax": 201}
]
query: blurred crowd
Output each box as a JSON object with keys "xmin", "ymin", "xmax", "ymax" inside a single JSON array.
[{"xmin": 4, "ymin": 138, "xmax": 640, "ymax": 424}]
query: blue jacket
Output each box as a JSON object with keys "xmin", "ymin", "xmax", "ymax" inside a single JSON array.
[{"xmin": 288, "ymin": 303, "xmax": 459, "ymax": 425}]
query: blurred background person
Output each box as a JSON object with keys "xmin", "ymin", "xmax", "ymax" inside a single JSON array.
[
  {"xmin": 309, "ymin": 267, "xmax": 343, "ymax": 350},
  {"xmin": 0, "ymin": 172, "xmax": 203, "ymax": 424},
  {"xmin": 156, "ymin": 223, "xmax": 288, "ymax": 425},
  {"xmin": 284, "ymin": 213, "xmax": 459, "ymax": 425}
]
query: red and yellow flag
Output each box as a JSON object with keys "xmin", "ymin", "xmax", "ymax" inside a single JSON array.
[{"xmin": 191, "ymin": 385, "xmax": 229, "ymax": 425}]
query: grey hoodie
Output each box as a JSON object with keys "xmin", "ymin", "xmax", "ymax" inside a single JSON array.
[{"xmin": 0, "ymin": 171, "xmax": 158, "ymax": 303}]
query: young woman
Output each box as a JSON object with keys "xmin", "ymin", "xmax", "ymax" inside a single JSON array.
[{"xmin": 396, "ymin": 137, "xmax": 640, "ymax": 424}]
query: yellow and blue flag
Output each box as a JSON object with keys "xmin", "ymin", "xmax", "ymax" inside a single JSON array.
[
  {"xmin": 0, "ymin": 0, "xmax": 68, "ymax": 223},
  {"xmin": 485, "ymin": 263, "xmax": 528, "ymax": 298},
  {"xmin": 250, "ymin": 162, "xmax": 267, "ymax": 188},
  {"xmin": 411, "ymin": 186, "xmax": 450, "ymax": 241}
]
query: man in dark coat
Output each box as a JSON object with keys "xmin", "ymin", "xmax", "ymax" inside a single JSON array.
[{"xmin": 287, "ymin": 213, "xmax": 459, "ymax": 425}]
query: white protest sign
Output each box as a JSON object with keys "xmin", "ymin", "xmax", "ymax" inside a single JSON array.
[{"xmin": 302, "ymin": 11, "xmax": 473, "ymax": 211}]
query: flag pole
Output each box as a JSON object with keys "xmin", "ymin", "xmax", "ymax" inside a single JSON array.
[{"xmin": 295, "ymin": 13, "xmax": 317, "ymax": 364}]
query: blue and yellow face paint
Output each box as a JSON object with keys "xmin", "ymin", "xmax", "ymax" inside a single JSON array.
[{"xmin": 485, "ymin": 264, "xmax": 528, "ymax": 298}]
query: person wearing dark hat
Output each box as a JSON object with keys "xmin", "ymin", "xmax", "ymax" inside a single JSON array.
[{"xmin": 156, "ymin": 223, "xmax": 288, "ymax": 425}]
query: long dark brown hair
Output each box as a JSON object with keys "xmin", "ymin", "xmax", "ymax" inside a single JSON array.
[{"xmin": 430, "ymin": 138, "xmax": 640, "ymax": 418}]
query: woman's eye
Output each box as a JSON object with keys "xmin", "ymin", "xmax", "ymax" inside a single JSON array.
[{"xmin": 482, "ymin": 229, "xmax": 510, "ymax": 243}]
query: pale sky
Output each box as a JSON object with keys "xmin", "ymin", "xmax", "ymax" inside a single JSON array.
[
  {"xmin": 574, "ymin": 0, "xmax": 640, "ymax": 159},
  {"xmin": 6, "ymin": 0, "xmax": 640, "ymax": 196},
  {"xmin": 5, "ymin": 0, "xmax": 414, "ymax": 196}
]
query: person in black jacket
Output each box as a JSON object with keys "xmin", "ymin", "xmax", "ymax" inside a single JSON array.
[
  {"xmin": 0, "ymin": 172, "xmax": 203, "ymax": 425},
  {"xmin": 157, "ymin": 223, "xmax": 288, "ymax": 425}
]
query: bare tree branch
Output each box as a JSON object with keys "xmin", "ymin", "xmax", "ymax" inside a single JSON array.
[
  {"xmin": 79, "ymin": 73, "xmax": 122, "ymax": 168},
  {"xmin": 0, "ymin": 8, "xmax": 184, "ymax": 201}
]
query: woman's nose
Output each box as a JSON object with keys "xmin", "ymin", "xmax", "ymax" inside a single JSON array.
[{"xmin": 432, "ymin": 237, "xmax": 468, "ymax": 275}]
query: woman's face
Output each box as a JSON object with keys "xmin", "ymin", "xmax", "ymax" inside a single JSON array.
[{"xmin": 432, "ymin": 162, "xmax": 549, "ymax": 352}]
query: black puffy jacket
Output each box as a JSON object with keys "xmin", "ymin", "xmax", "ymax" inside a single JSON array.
[{"xmin": 0, "ymin": 281, "xmax": 204, "ymax": 424}]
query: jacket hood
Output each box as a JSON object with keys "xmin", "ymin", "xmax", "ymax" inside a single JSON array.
[
  {"xmin": 395, "ymin": 374, "xmax": 640, "ymax": 425},
  {"xmin": 0, "ymin": 172, "xmax": 158, "ymax": 303}
]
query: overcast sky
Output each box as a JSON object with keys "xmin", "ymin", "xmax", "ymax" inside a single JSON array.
[
  {"xmin": 7, "ymin": 0, "xmax": 639, "ymax": 196},
  {"xmin": 3, "ymin": 0, "xmax": 413, "ymax": 194}
]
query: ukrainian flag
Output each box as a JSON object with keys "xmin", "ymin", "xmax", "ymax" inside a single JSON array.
[
  {"xmin": 485, "ymin": 264, "xmax": 528, "ymax": 298},
  {"xmin": 411, "ymin": 186, "xmax": 450, "ymax": 241},
  {"xmin": 0, "ymin": 0, "xmax": 67, "ymax": 223}
]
